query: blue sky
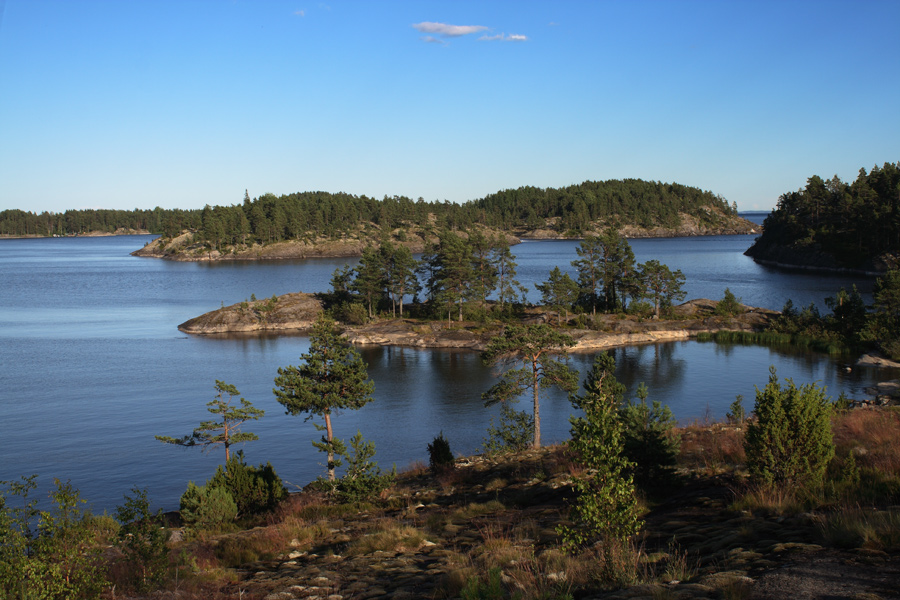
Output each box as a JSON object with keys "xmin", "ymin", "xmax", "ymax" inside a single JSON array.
[{"xmin": 0, "ymin": 0, "xmax": 897, "ymax": 213}]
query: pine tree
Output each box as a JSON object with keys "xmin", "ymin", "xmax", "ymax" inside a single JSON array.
[
  {"xmin": 619, "ymin": 383, "xmax": 679, "ymax": 490},
  {"xmin": 156, "ymin": 380, "xmax": 264, "ymax": 462},
  {"xmin": 572, "ymin": 234, "xmax": 604, "ymax": 315},
  {"xmin": 535, "ymin": 266, "xmax": 579, "ymax": 324},
  {"xmin": 432, "ymin": 230, "xmax": 475, "ymax": 322},
  {"xmin": 381, "ymin": 241, "xmax": 419, "ymax": 317},
  {"xmin": 481, "ymin": 324, "xmax": 579, "ymax": 448},
  {"xmin": 273, "ymin": 315, "xmax": 375, "ymax": 480},
  {"xmin": 492, "ymin": 241, "xmax": 527, "ymax": 310},
  {"xmin": 638, "ymin": 259, "xmax": 686, "ymax": 318}
]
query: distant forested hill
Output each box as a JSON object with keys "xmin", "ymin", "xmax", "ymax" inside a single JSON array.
[
  {"xmin": 745, "ymin": 162, "xmax": 900, "ymax": 272},
  {"xmin": 1, "ymin": 178, "xmax": 748, "ymax": 245}
]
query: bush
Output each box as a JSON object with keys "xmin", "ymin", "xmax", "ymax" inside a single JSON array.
[
  {"xmin": 207, "ymin": 451, "xmax": 286, "ymax": 517},
  {"xmin": 428, "ymin": 432, "xmax": 455, "ymax": 474},
  {"xmin": 744, "ymin": 366, "xmax": 834, "ymax": 490},
  {"xmin": 715, "ymin": 287, "xmax": 743, "ymax": 316},
  {"xmin": 114, "ymin": 487, "xmax": 169, "ymax": 593},
  {"xmin": 560, "ymin": 355, "xmax": 641, "ymax": 553},
  {"xmin": 333, "ymin": 431, "xmax": 395, "ymax": 503},
  {"xmin": 179, "ymin": 482, "xmax": 238, "ymax": 531},
  {"xmin": 727, "ymin": 394, "xmax": 746, "ymax": 425},
  {"xmin": 0, "ymin": 477, "xmax": 108, "ymax": 600},
  {"xmin": 482, "ymin": 403, "xmax": 534, "ymax": 456},
  {"xmin": 330, "ymin": 301, "xmax": 369, "ymax": 325},
  {"xmin": 620, "ymin": 383, "xmax": 680, "ymax": 491},
  {"xmin": 627, "ymin": 300, "xmax": 654, "ymax": 319}
]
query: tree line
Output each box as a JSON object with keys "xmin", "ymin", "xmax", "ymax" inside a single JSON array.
[
  {"xmin": 324, "ymin": 227, "xmax": 686, "ymax": 325},
  {"xmin": 746, "ymin": 161, "xmax": 900, "ymax": 269},
  {"xmin": 0, "ymin": 177, "xmax": 740, "ymax": 240}
]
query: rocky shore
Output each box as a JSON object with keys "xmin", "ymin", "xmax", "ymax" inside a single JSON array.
[{"xmin": 178, "ymin": 295, "xmax": 779, "ymax": 353}]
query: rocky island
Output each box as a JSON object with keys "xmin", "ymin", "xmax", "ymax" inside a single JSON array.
[{"xmin": 178, "ymin": 293, "xmax": 777, "ymax": 352}]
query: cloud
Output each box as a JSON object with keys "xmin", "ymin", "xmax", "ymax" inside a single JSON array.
[
  {"xmin": 422, "ymin": 36, "xmax": 447, "ymax": 45},
  {"xmin": 479, "ymin": 33, "xmax": 528, "ymax": 42},
  {"xmin": 293, "ymin": 10, "xmax": 305, "ymax": 17},
  {"xmin": 412, "ymin": 22, "xmax": 488, "ymax": 37}
]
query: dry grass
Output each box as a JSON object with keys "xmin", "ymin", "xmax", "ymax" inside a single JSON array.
[
  {"xmin": 346, "ymin": 519, "xmax": 428, "ymax": 555},
  {"xmin": 678, "ymin": 423, "xmax": 746, "ymax": 474},
  {"xmin": 819, "ymin": 505, "xmax": 900, "ymax": 551},
  {"xmin": 730, "ymin": 485, "xmax": 806, "ymax": 516},
  {"xmin": 451, "ymin": 500, "xmax": 506, "ymax": 522},
  {"xmin": 832, "ymin": 408, "xmax": 900, "ymax": 475}
]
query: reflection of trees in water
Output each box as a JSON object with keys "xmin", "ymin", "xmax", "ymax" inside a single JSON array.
[{"xmin": 570, "ymin": 344, "xmax": 687, "ymax": 402}]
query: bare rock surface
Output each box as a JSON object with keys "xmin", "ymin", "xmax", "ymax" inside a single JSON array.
[{"xmin": 178, "ymin": 293, "xmax": 323, "ymax": 334}]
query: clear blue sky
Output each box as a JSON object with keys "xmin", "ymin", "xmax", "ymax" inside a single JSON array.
[{"xmin": 0, "ymin": 0, "xmax": 897, "ymax": 213}]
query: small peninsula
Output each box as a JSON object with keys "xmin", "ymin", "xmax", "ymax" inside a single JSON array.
[{"xmin": 745, "ymin": 161, "xmax": 900, "ymax": 274}]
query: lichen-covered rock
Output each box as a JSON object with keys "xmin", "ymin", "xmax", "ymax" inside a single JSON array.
[{"xmin": 177, "ymin": 292, "xmax": 323, "ymax": 334}]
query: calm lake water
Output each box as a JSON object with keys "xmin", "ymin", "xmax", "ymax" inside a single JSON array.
[{"xmin": 0, "ymin": 232, "xmax": 888, "ymax": 513}]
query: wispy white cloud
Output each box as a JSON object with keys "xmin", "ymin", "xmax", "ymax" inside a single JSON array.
[
  {"xmin": 479, "ymin": 33, "xmax": 528, "ymax": 42},
  {"xmin": 412, "ymin": 22, "xmax": 488, "ymax": 37},
  {"xmin": 422, "ymin": 36, "xmax": 447, "ymax": 46},
  {"xmin": 293, "ymin": 10, "xmax": 305, "ymax": 17}
]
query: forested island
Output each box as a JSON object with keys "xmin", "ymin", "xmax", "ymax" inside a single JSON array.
[
  {"xmin": 0, "ymin": 178, "xmax": 754, "ymax": 260},
  {"xmin": 745, "ymin": 161, "xmax": 900, "ymax": 273}
]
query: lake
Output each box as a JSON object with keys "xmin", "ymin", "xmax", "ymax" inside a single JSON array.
[{"xmin": 0, "ymin": 232, "xmax": 887, "ymax": 513}]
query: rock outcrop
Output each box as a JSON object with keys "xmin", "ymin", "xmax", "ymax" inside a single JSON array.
[{"xmin": 178, "ymin": 293, "xmax": 323, "ymax": 334}]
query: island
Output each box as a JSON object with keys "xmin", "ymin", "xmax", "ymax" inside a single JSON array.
[
  {"xmin": 178, "ymin": 291, "xmax": 777, "ymax": 351},
  {"xmin": 745, "ymin": 161, "xmax": 900, "ymax": 274}
]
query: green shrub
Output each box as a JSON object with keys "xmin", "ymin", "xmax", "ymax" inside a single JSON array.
[
  {"xmin": 560, "ymin": 354, "xmax": 641, "ymax": 553},
  {"xmin": 207, "ymin": 451, "xmax": 286, "ymax": 517},
  {"xmin": 620, "ymin": 383, "xmax": 680, "ymax": 491},
  {"xmin": 727, "ymin": 394, "xmax": 746, "ymax": 425},
  {"xmin": 745, "ymin": 366, "xmax": 834, "ymax": 490},
  {"xmin": 114, "ymin": 487, "xmax": 169, "ymax": 593},
  {"xmin": 0, "ymin": 477, "xmax": 108, "ymax": 600},
  {"xmin": 428, "ymin": 432, "xmax": 455, "ymax": 474},
  {"xmin": 333, "ymin": 431, "xmax": 395, "ymax": 503},
  {"xmin": 715, "ymin": 287, "xmax": 743, "ymax": 316},
  {"xmin": 179, "ymin": 482, "xmax": 238, "ymax": 531},
  {"xmin": 627, "ymin": 300, "xmax": 654, "ymax": 318},
  {"xmin": 482, "ymin": 403, "xmax": 534, "ymax": 456}
]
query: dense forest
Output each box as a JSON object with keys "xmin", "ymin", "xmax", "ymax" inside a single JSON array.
[
  {"xmin": 0, "ymin": 178, "xmax": 742, "ymax": 242},
  {"xmin": 745, "ymin": 162, "xmax": 900, "ymax": 271}
]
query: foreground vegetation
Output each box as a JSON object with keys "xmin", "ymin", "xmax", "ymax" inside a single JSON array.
[{"xmin": 4, "ymin": 362, "xmax": 899, "ymax": 599}]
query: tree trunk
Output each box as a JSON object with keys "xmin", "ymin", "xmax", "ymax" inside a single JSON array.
[
  {"xmin": 325, "ymin": 412, "xmax": 335, "ymax": 481},
  {"xmin": 532, "ymin": 368, "xmax": 541, "ymax": 449}
]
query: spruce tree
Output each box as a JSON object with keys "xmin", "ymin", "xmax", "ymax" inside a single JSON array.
[
  {"xmin": 273, "ymin": 315, "xmax": 375, "ymax": 480},
  {"xmin": 560, "ymin": 353, "xmax": 641, "ymax": 552}
]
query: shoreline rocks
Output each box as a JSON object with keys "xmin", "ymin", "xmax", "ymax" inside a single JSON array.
[{"xmin": 178, "ymin": 295, "xmax": 779, "ymax": 354}]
